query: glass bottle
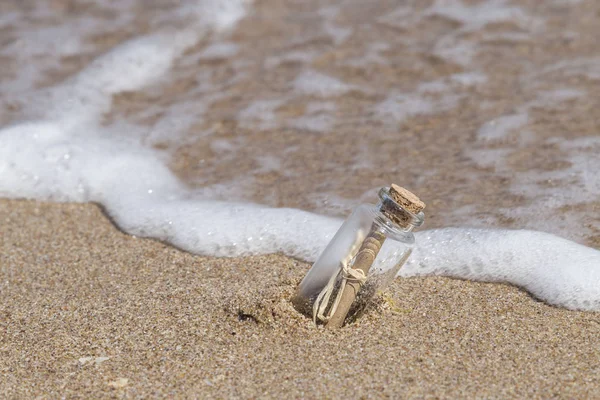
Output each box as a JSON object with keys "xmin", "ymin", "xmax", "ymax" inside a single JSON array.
[{"xmin": 292, "ymin": 185, "xmax": 425, "ymax": 328}]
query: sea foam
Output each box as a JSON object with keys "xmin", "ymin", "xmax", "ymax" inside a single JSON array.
[
  {"xmin": 408, "ymin": 229, "xmax": 600, "ymax": 311},
  {"xmin": 0, "ymin": 0, "xmax": 599, "ymax": 312},
  {"xmin": 0, "ymin": 0, "xmax": 338, "ymax": 263}
]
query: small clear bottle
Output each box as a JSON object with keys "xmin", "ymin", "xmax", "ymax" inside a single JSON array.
[{"xmin": 292, "ymin": 185, "xmax": 425, "ymax": 328}]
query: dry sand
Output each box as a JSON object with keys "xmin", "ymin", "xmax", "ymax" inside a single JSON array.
[{"xmin": 2, "ymin": 198, "xmax": 600, "ymax": 399}]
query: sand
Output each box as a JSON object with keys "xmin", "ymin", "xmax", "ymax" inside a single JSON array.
[
  {"xmin": 2, "ymin": 0, "xmax": 600, "ymax": 398},
  {"xmin": 2, "ymin": 198, "xmax": 600, "ymax": 399}
]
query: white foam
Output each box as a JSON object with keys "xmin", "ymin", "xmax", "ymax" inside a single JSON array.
[
  {"xmin": 450, "ymin": 72, "xmax": 488, "ymax": 86},
  {"xmin": 528, "ymin": 88, "xmax": 583, "ymax": 108},
  {"xmin": 306, "ymin": 101, "xmax": 336, "ymax": 114},
  {"xmin": 417, "ymin": 80, "xmax": 449, "ymax": 94},
  {"xmin": 0, "ymin": 4, "xmax": 339, "ymax": 263},
  {"xmin": 504, "ymin": 137, "xmax": 600, "ymax": 237},
  {"xmin": 198, "ymin": 42, "xmax": 239, "ymax": 60},
  {"xmin": 477, "ymin": 113, "xmax": 529, "ymax": 141},
  {"xmin": 407, "ymin": 229, "xmax": 600, "ymax": 311},
  {"xmin": 345, "ymin": 42, "xmax": 390, "ymax": 67},
  {"xmin": 5, "ymin": 23, "xmax": 88, "ymax": 58},
  {"xmin": 426, "ymin": 0, "xmax": 534, "ymax": 32},
  {"xmin": 210, "ymin": 138, "xmax": 238, "ymax": 154},
  {"xmin": 293, "ymin": 69, "xmax": 354, "ymax": 97},
  {"xmin": 288, "ymin": 114, "xmax": 335, "ymax": 133},
  {"xmin": 238, "ymin": 99, "xmax": 285, "ymax": 130},
  {"xmin": 176, "ymin": 0, "xmax": 250, "ymax": 31},
  {"xmin": 424, "ymin": 0, "xmax": 542, "ymax": 65},
  {"xmin": 377, "ymin": 6, "xmax": 413, "ymax": 27},
  {"xmin": 539, "ymin": 58, "xmax": 600, "ymax": 81},
  {"xmin": 264, "ymin": 50, "xmax": 317, "ymax": 69},
  {"xmin": 470, "ymin": 87, "xmax": 597, "ymax": 239},
  {"xmin": 319, "ymin": 6, "xmax": 352, "ymax": 45},
  {"xmin": 376, "ymin": 94, "xmax": 434, "ymax": 123},
  {"xmin": 254, "ymin": 155, "xmax": 282, "ymax": 173},
  {"xmin": 376, "ymin": 79, "xmax": 466, "ymax": 124}
]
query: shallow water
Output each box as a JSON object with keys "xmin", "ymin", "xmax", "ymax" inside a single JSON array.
[{"xmin": 0, "ymin": 0, "xmax": 599, "ymax": 309}]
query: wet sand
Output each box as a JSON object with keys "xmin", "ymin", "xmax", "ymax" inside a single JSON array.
[{"xmin": 2, "ymin": 198, "xmax": 600, "ymax": 398}]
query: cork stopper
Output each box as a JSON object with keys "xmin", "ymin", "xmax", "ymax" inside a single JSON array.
[
  {"xmin": 389, "ymin": 184, "xmax": 426, "ymax": 214},
  {"xmin": 379, "ymin": 184, "xmax": 425, "ymax": 228}
]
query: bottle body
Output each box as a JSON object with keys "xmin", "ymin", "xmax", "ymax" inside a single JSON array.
[{"xmin": 293, "ymin": 201, "xmax": 421, "ymax": 323}]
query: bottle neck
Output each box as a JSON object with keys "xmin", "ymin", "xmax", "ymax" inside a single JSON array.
[
  {"xmin": 374, "ymin": 202, "xmax": 416, "ymax": 232},
  {"xmin": 376, "ymin": 187, "xmax": 424, "ymax": 232},
  {"xmin": 368, "ymin": 207, "xmax": 416, "ymax": 244}
]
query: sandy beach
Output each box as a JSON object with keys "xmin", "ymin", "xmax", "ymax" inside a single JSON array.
[
  {"xmin": 2, "ymin": 0, "xmax": 600, "ymax": 398},
  {"xmin": 2, "ymin": 198, "xmax": 600, "ymax": 398}
]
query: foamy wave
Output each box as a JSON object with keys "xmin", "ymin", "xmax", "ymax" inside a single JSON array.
[
  {"xmin": 0, "ymin": 0, "xmax": 338, "ymax": 263},
  {"xmin": 409, "ymin": 229, "xmax": 600, "ymax": 311}
]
